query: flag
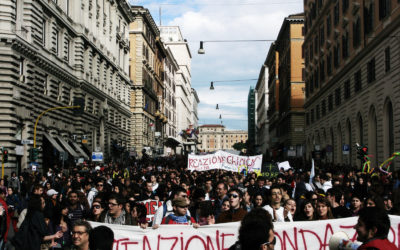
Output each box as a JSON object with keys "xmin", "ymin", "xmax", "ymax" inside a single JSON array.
[{"xmin": 309, "ymin": 158, "xmax": 315, "ymax": 185}]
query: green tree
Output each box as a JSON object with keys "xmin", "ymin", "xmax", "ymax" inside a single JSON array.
[{"xmin": 232, "ymin": 141, "xmax": 247, "ymax": 152}]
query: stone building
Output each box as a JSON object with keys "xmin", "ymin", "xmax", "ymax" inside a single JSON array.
[
  {"xmin": 198, "ymin": 125, "xmax": 248, "ymax": 153},
  {"xmin": 129, "ymin": 6, "xmax": 166, "ymax": 156},
  {"xmin": 0, "ymin": 0, "xmax": 133, "ymax": 173},
  {"xmin": 303, "ymin": 1, "xmax": 400, "ymax": 167},
  {"xmin": 267, "ymin": 13, "xmax": 305, "ymax": 159},
  {"xmin": 255, "ymin": 64, "xmax": 269, "ymax": 155}
]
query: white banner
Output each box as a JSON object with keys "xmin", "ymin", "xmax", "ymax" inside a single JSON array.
[
  {"xmin": 188, "ymin": 150, "xmax": 262, "ymax": 173},
  {"xmin": 90, "ymin": 216, "xmax": 400, "ymax": 250}
]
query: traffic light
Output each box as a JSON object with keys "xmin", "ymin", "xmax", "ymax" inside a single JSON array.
[
  {"xmin": 73, "ymin": 97, "xmax": 85, "ymax": 115},
  {"xmin": 2, "ymin": 150, "xmax": 8, "ymax": 163},
  {"xmin": 29, "ymin": 148, "xmax": 39, "ymax": 162}
]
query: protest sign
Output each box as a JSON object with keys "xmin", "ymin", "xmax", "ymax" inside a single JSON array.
[
  {"xmin": 188, "ymin": 150, "xmax": 262, "ymax": 173},
  {"xmin": 278, "ymin": 161, "xmax": 291, "ymax": 171},
  {"xmin": 259, "ymin": 162, "xmax": 279, "ymax": 178},
  {"xmin": 90, "ymin": 216, "xmax": 400, "ymax": 250},
  {"xmin": 138, "ymin": 199, "xmax": 163, "ymax": 222}
]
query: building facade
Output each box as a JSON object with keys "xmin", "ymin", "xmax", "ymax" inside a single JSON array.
[
  {"xmin": 0, "ymin": 0, "xmax": 133, "ymax": 173},
  {"xmin": 129, "ymin": 6, "xmax": 166, "ymax": 156},
  {"xmin": 247, "ymin": 87, "xmax": 256, "ymax": 154},
  {"xmin": 272, "ymin": 13, "xmax": 305, "ymax": 159},
  {"xmin": 198, "ymin": 125, "xmax": 248, "ymax": 152},
  {"xmin": 304, "ymin": 1, "xmax": 400, "ymax": 167},
  {"xmin": 255, "ymin": 64, "xmax": 269, "ymax": 155},
  {"xmin": 160, "ymin": 26, "xmax": 197, "ymax": 154}
]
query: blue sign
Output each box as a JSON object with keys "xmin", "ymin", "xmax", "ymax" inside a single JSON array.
[
  {"xmin": 342, "ymin": 144, "xmax": 350, "ymax": 155},
  {"xmin": 92, "ymin": 152, "xmax": 103, "ymax": 162}
]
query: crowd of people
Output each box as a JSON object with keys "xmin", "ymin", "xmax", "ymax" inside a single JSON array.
[{"xmin": 0, "ymin": 155, "xmax": 397, "ymax": 249}]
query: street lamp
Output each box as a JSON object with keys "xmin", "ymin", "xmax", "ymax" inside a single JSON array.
[
  {"xmin": 209, "ymin": 79, "xmax": 258, "ymax": 90},
  {"xmin": 216, "ymin": 104, "xmax": 219, "ymax": 110},
  {"xmin": 197, "ymin": 39, "xmax": 275, "ymax": 54}
]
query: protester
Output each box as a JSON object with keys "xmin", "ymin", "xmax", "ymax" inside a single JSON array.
[
  {"xmin": 216, "ymin": 188, "xmax": 247, "ymax": 223},
  {"xmin": 102, "ymin": 194, "xmax": 132, "ymax": 225},
  {"xmin": 284, "ymin": 198, "xmax": 296, "ymax": 218},
  {"xmin": 71, "ymin": 220, "xmax": 92, "ymax": 250},
  {"xmin": 316, "ymin": 197, "xmax": 334, "ymax": 220},
  {"xmin": 89, "ymin": 200, "xmax": 105, "ymax": 222},
  {"xmin": 354, "ymin": 207, "xmax": 397, "ymax": 249},
  {"xmin": 263, "ymin": 185, "xmax": 292, "ymax": 222},
  {"xmin": 229, "ymin": 207, "xmax": 275, "ymax": 250},
  {"xmin": 89, "ymin": 225, "xmax": 114, "ymax": 250},
  {"xmin": 295, "ymin": 199, "xmax": 316, "ymax": 221},
  {"xmin": 161, "ymin": 197, "xmax": 199, "ymax": 228}
]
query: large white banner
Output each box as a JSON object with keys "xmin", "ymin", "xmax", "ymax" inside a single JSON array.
[
  {"xmin": 188, "ymin": 150, "xmax": 262, "ymax": 173},
  {"xmin": 90, "ymin": 216, "xmax": 400, "ymax": 250}
]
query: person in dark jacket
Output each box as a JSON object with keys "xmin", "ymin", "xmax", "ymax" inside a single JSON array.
[
  {"xmin": 11, "ymin": 194, "xmax": 63, "ymax": 250},
  {"xmin": 216, "ymin": 188, "xmax": 247, "ymax": 223},
  {"xmin": 101, "ymin": 194, "xmax": 132, "ymax": 225}
]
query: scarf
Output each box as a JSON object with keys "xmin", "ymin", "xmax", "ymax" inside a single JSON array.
[{"xmin": 169, "ymin": 214, "xmax": 190, "ymax": 224}]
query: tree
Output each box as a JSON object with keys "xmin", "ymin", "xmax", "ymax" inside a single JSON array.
[{"xmin": 233, "ymin": 141, "xmax": 247, "ymax": 152}]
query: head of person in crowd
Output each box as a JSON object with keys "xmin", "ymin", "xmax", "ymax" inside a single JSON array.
[
  {"xmin": 221, "ymin": 198, "xmax": 230, "ymax": 212},
  {"xmin": 383, "ymin": 195, "xmax": 393, "ymax": 212},
  {"xmin": 227, "ymin": 188, "xmax": 243, "ymax": 210},
  {"xmin": 47, "ymin": 189, "xmax": 58, "ymax": 201},
  {"xmin": 268, "ymin": 185, "xmax": 283, "ymax": 207},
  {"xmin": 107, "ymin": 194, "xmax": 125, "ymax": 219},
  {"xmin": 33, "ymin": 184, "xmax": 44, "ymax": 196},
  {"xmin": 26, "ymin": 194, "xmax": 45, "ymax": 217},
  {"xmin": 301, "ymin": 199, "xmax": 316, "ymax": 220},
  {"xmin": 284, "ymin": 198, "xmax": 296, "ymax": 217},
  {"xmin": 234, "ymin": 207, "xmax": 275, "ymax": 250},
  {"xmin": 364, "ymin": 194, "xmax": 385, "ymax": 210},
  {"xmin": 91, "ymin": 201, "xmax": 105, "ymax": 222},
  {"xmin": 316, "ymin": 197, "xmax": 334, "ymax": 220},
  {"xmin": 254, "ymin": 194, "xmax": 264, "ymax": 208},
  {"xmin": 172, "ymin": 197, "xmax": 190, "ymax": 217},
  {"xmin": 204, "ymin": 178, "xmax": 213, "ymax": 192},
  {"xmin": 354, "ymin": 207, "xmax": 392, "ymax": 243},
  {"xmin": 89, "ymin": 225, "xmax": 114, "ymax": 250},
  {"xmin": 197, "ymin": 200, "xmax": 215, "ymax": 225},
  {"xmin": 68, "ymin": 190, "xmax": 80, "ymax": 206},
  {"xmin": 96, "ymin": 179, "xmax": 104, "ymax": 192},
  {"xmin": 72, "ymin": 220, "xmax": 92, "ymax": 250},
  {"xmin": 216, "ymin": 182, "xmax": 228, "ymax": 200},
  {"xmin": 130, "ymin": 202, "xmax": 147, "ymax": 225},
  {"xmin": 350, "ymin": 194, "xmax": 363, "ymax": 214}
]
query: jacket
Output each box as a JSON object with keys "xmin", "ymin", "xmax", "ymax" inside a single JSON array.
[
  {"xmin": 358, "ymin": 238, "xmax": 397, "ymax": 250},
  {"xmin": 216, "ymin": 208, "xmax": 247, "ymax": 223}
]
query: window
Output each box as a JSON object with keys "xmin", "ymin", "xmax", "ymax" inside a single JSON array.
[
  {"xmin": 19, "ymin": 57, "xmax": 24, "ymax": 75},
  {"xmin": 327, "ymin": 52, "xmax": 332, "ymax": 76},
  {"xmin": 385, "ymin": 47, "xmax": 390, "ymax": 72},
  {"xmin": 379, "ymin": 0, "xmax": 391, "ymax": 20},
  {"xmin": 335, "ymin": 87, "xmax": 341, "ymax": 106},
  {"xmin": 328, "ymin": 94, "xmax": 333, "ymax": 111},
  {"xmin": 316, "ymin": 105, "xmax": 320, "ymax": 120},
  {"xmin": 55, "ymin": 30, "xmax": 59, "ymax": 55},
  {"xmin": 342, "ymin": 31, "xmax": 349, "ymax": 59},
  {"xmin": 314, "ymin": 69, "xmax": 319, "ymax": 88},
  {"xmin": 344, "ymin": 80, "xmax": 350, "ymax": 99},
  {"xmin": 334, "ymin": 44, "xmax": 340, "ymax": 68},
  {"xmin": 42, "ymin": 19, "xmax": 46, "ymax": 46},
  {"xmin": 65, "ymin": 39, "xmax": 70, "ymax": 61},
  {"xmin": 326, "ymin": 15, "xmax": 331, "ymax": 36},
  {"xmin": 342, "ymin": 0, "xmax": 349, "ymax": 13},
  {"xmin": 322, "ymin": 100, "xmax": 326, "ymax": 116},
  {"xmin": 311, "ymin": 109, "xmax": 315, "ymax": 123},
  {"xmin": 367, "ymin": 58, "xmax": 375, "ymax": 83},
  {"xmin": 364, "ymin": 2, "xmax": 374, "ymax": 34},
  {"xmin": 354, "ymin": 70, "xmax": 362, "ymax": 92},
  {"xmin": 334, "ymin": 2, "xmax": 340, "ymax": 26},
  {"xmin": 353, "ymin": 17, "xmax": 361, "ymax": 48},
  {"xmin": 320, "ymin": 26, "xmax": 325, "ymax": 46},
  {"xmin": 319, "ymin": 59, "xmax": 325, "ymax": 82}
]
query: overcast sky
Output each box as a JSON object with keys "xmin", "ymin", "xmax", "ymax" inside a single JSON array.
[{"xmin": 129, "ymin": 0, "xmax": 304, "ymax": 130}]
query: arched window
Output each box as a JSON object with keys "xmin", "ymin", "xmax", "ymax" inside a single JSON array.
[
  {"xmin": 337, "ymin": 124, "xmax": 342, "ymax": 163},
  {"xmin": 346, "ymin": 119, "xmax": 352, "ymax": 164},
  {"xmin": 368, "ymin": 107, "xmax": 378, "ymax": 167},
  {"xmin": 383, "ymin": 100, "xmax": 394, "ymax": 158}
]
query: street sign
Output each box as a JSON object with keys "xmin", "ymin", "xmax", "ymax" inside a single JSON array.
[
  {"xmin": 92, "ymin": 152, "xmax": 103, "ymax": 162},
  {"xmin": 15, "ymin": 146, "xmax": 24, "ymax": 156},
  {"xmin": 342, "ymin": 144, "xmax": 350, "ymax": 155},
  {"xmin": 21, "ymin": 140, "xmax": 33, "ymax": 145}
]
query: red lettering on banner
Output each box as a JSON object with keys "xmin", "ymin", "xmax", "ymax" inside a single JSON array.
[
  {"xmin": 212, "ymin": 157, "xmax": 217, "ymax": 164},
  {"xmin": 121, "ymin": 241, "xmax": 139, "ymax": 250},
  {"xmin": 114, "ymin": 238, "xmax": 130, "ymax": 250},
  {"xmin": 188, "ymin": 159, "xmax": 195, "ymax": 168},
  {"xmin": 185, "ymin": 235, "xmax": 207, "ymax": 250},
  {"xmin": 221, "ymin": 233, "xmax": 234, "ymax": 250},
  {"xmin": 322, "ymin": 224, "xmax": 334, "ymax": 250},
  {"xmin": 143, "ymin": 236, "xmax": 152, "ymax": 250},
  {"xmin": 159, "ymin": 236, "xmax": 179, "ymax": 250},
  {"xmin": 227, "ymin": 156, "xmax": 232, "ymax": 164},
  {"xmin": 180, "ymin": 233, "xmax": 184, "ymax": 250},
  {"xmin": 282, "ymin": 228, "xmax": 298, "ymax": 249},
  {"xmin": 390, "ymin": 227, "xmax": 396, "ymax": 245},
  {"xmin": 299, "ymin": 229, "xmax": 323, "ymax": 249}
]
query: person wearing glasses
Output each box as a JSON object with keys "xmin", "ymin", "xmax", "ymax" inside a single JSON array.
[
  {"xmin": 263, "ymin": 185, "xmax": 293, "ymax": 222},
  {"xmin": 71, "ymin": 220, "xmax": 92, "ymax": 250},
  {"xmin": 89, "ymin": 201, "xmax": 105, "ymax": 222},
  {"xmin": 229, "ymin": 207, "xmax": 275, "ymax": 250},
  {"xmin": 87, "ymin": 179, "xmax": 104, "ymax": 208},
  {"xmin": 161, "ymin": 197, "xmax": 199, "ymax": 228},
  {"xmin": 216, "ymin": 188, "xmax": 247, "ymax": 223},
  {"xmin": 101, "ymin": 194, "xmax": 132, "ymax": 225}
]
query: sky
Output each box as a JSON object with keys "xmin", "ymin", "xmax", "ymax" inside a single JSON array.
[{"xmin": 128, "ymin": 0, "xmax": 304, "ymax": 130}]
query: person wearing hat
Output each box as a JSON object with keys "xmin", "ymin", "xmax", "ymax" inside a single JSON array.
[{"xmin": 161, "ymin": 197, "xmax": 199, "ymax": 228}]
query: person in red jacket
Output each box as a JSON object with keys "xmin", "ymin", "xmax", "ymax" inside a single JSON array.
[
  {"xmin": 161, "ymin": 197, "xmax": 199, "ymax": 228},
  {"xmin": 354, "ymin": 206, "xmax": 397, "ymax": 250},
  {"xmin": 0, "ymin": 188, "xmax": 10, "ymax": 248}
]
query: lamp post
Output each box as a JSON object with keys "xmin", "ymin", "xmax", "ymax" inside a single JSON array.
[{"xmin": 198, "ymin": 39, "xmax": 275, "ymax": 54}]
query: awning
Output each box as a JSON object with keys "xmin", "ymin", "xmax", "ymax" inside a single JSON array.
[
  {"xmin": 43, "ymin": 133, "xmax": 66, "ymax": 154},
  {"xmin": 165, "ymin": 136, "xmax": 181, "ymax": 148},
  {"xmin": 71, "ymin": 141, "xmax": 90, "ymax": 160},
  {"xmin": 56, "ymin": 135, "xmax": 80, "ymax": 158}
]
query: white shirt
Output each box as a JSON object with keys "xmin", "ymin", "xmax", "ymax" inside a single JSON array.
[
  {"xmin": 322, "ymin": 180, "xmax": 333, "ymax": 193},
  {"xmin": 263, "ymin": 205, "xmax": 293, "ymax": 222}
]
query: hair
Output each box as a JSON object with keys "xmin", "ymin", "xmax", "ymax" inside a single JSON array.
[
  {"xmin": 108, "ymin": 194, "xmax": 125, "ymax": 206},
  {"xmin": 73, "ymin": 219, "xmax": 92, "ymax": 233},
  {"xmin": 300, "ymin": 199, "xmax": 316, "ymax": 220},
  {"xmin": 26, "ymin": 194, "xmax": 43, "ymax": 219},
  {"xmin": 131, "ymin": 202, "xmax": 147, "ymax": 219},
  {"xmin": 228, "ymin": 187, "xmax": 243, "ymax": 199},
  {"xmin": 364, "ymin": 194, "xmax": 385, "ymax": 211},
  {"xmin": 198, "ymin": 200, "xmax": 215, "ymax": 217},
  {"xmin": 316, "ymin": 197, "xmax": 334, "ymax": 219},
  {"xmin": 216, "ymin": 181, "xmax": 228, "ymax": 191},
  {"xmin": 358, "ymin": 207, "xmax": 391, "ymax": 239},
  {"xmin": 170, "ymin": 186, "xmax": 187, "ymax": 200},
  {"xmin": 238, "ymin": 208, "xmax": 274, "ymax": 249},
  {"xmin": 89, "ymin": 225, "xmax": 114, "ymax": 250}
]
